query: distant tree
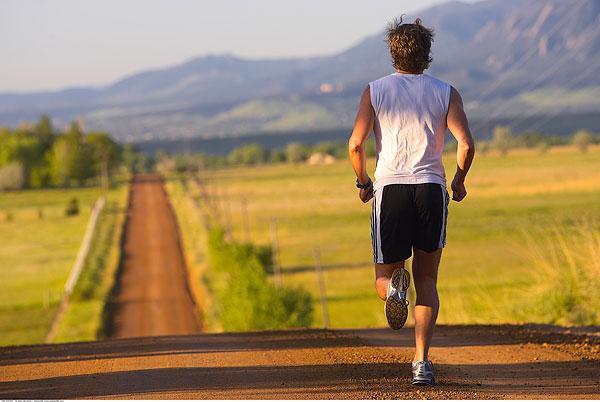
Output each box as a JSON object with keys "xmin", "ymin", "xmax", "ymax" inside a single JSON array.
[
  {"xmin": 285, "ymin": 142, "xmax": 309, "ymax": 164},
  {"xmin": 33, "ymin": 114, "xmax": 55, "ymax": 150},
  {"xmin": 0, "ymin": 128, "xmax": 47, "ymax": 187},
  {"xmin": 572, "ymin": 129, "xmax": 592, "ymax": 153},
  {"xmin": 545, "ymin": 135, "xmax": 570, "ymax": 147},
  {"xmin": 86, "ymin": 132, "xmax": 121, "ymax": 186},
  {"xmin": 1, "ymin": 114, "xmax": 121, "ymax": 189},
  {"xmin": 49, "ymin": 135, "xmax": 75, "ymax": 186},
  {"xmin": 227, "ymin": 143, "xmax": 268, "ymax": 166},
  {"xmin": 49, "ymin": 122, "xmax": 93, "ymax": 186},
  {"xmin": 122, "ymin": 143, "xmax": 139, "ymax": 173},
  {"xmin": 270, "ymin": 149, "xmax": 287, "ymax": 164},
  {"xmin": 492, "ymin": 125, "xmax": 513, "ymax": 156},
  {"xmin": 313, "ymin": 141, "xmax": 337, "ymax": 156},
  {"xmin": 29, "ymin": 164, "xmax": 52, "ymax": 188},
  {"xmin": 122, "ymin": 144, "xmax": 154, "ymax": 174},
  {"xmin": 517, "ymin": 132, "xmax": 545, "ymax": 148}
]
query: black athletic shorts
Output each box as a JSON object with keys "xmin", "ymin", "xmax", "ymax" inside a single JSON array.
[{"xmin": 371, "ymin": 183, "xmax": 449, "ymax": 264}]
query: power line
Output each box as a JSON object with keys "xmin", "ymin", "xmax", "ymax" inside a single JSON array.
[
  {"xmin": 508, "ymin": 59, "xmax": 600, "ymax": 135},
  {"xmin": 468, "ymin": 2, "xmax": 578, "ymax": 107}
]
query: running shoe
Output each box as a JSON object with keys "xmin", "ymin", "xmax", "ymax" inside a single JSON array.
[
  {"xmin": 384, "ymin": 267, "xmax": 410, "ymax": 330},
  {"xmin": 412, "ymin": 360, "xmax": 435, "ymax": 385}
]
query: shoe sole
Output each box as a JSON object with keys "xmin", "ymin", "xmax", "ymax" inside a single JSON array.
[
  {"xmin": 385, "ymin": 268, "xmax": 410, "ymax": 330},
  {"xmin": 411, "ymin": 379, "xmax": 435, "ymax": 386}
]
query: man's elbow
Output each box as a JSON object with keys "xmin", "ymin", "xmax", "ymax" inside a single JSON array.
[
  {"xmin": 348, "ymin": 138, "xmax": 363, "ymax": 156},
  {"xmin": 458, "ymin": 138, "xmax": 475, "ymax": 156}
]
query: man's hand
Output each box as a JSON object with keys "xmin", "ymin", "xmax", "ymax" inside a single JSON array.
[
  {"xmin": 359, "ymin": 184, "xmax": 373, "ymax": 203},
  {"xmin": 447, "ymin": 86, "xmax": 475, "ymax": 203},
  {"xmin": 451, "ymin": 175, "xmax": 467, "ymax": 202}
]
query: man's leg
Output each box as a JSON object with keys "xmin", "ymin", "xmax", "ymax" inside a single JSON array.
[
  {"xmin": 374, "ymin": 262, "xmax": 405, "ymax": 300},
  {"xmin": 411, "ymin": 247, "xmax": 442, "ymax": 362}
]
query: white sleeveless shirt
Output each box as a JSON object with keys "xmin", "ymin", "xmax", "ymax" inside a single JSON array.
[{"xmin": 369, "ymin": 72, "xmax": 451, "ymax": 190}]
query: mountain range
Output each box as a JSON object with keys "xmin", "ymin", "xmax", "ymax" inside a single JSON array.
[{"xmin": 1, "ymin": 0, "xmax": 599, "ymax": 142}]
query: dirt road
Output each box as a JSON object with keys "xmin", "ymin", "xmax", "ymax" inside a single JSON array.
[
  {"xmin": 1, "ymin": 325, "xmax": 598, "ymax": 399},
  {"xmin": 106, "ymin": 174, "xmax": 201, "ymax": 337}
]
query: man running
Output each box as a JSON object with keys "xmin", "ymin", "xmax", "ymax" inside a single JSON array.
[{"xmin": 348, "ymin": 17, "xmax": 475, "ymax": 386}]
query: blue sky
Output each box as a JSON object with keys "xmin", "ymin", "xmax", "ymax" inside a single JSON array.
[{"xmin": 1, "ymin": 0, "xmax": 468, "ymax": 92}]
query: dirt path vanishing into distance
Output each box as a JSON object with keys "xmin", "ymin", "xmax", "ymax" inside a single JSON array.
[
  {"xmin": 106, "ymin": 174, "xmax": 201, "ymax": 338},
  {"xmin": 1, "ymin": 175, "xmax": 598, "ymax": 399},
  {"xmin": 0, "ymin": 325, "xmax": 598, "ymax": 399}
]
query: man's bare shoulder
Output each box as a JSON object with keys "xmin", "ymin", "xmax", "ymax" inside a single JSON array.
[{"xmin": 449, "ymin": 86, "xmax": 464, "ymax": 107}]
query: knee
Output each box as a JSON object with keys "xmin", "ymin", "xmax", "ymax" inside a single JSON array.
[
  {"xmin": 375, "ymin": 277, "xmax": 388, "ymax": 301},
  {"xmin": 413, "ymin": 276, "xmax": 438, "ymax": 306},
  {"xmin": 413, "ymin": 271, "xmax": 437, "ymax": 291}
]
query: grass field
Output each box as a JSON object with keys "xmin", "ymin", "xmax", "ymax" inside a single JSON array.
[
  {"xmin": 0, "ymin": 185, "xmax": 125, "ymax": 346},
  {"xmin": 171, "ymin": 145, "xmax": 600, "ymax": 329}
]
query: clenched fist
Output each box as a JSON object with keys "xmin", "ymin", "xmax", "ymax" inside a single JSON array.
[{"xmin": 451, "ymin": 175, "xmax": 467, "ymax": 202}]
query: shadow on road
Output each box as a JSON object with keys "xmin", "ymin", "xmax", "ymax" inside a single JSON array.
[
  {"xmin": 1, "ymin": 325, "xmax": 596, "ymax": 367},
  {"xmin": 1, "ymin": 359, "xmax": 598, "ymax": 399}
]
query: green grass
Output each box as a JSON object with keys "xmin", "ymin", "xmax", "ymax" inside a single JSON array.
[
  {"xmin": 166, "ymin": 179, "xmax": 216, "ymax": 329},
  {"xmin": 179, "ymin": 145, "xmax": 600, "ymax": 328},
  {"xmin": 52, "ymin": 188, "xmax": 127, "ymax": 342},
  {"xmin": 521, "ymin": 221, "xmax": 600, "ymax": 326},
  {"xmin": 0, "ymin": 185, "xmax": 125, "ymax": 346}
]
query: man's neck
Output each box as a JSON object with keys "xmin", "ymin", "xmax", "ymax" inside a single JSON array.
[{"xmin": 396, "ymin": 69, "xmax": 423, "ymax": 75}]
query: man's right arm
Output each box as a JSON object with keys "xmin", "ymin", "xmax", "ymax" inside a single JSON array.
[{"xmin": 447, "ymin": 86, "xmax": 475, "ymax": 202}]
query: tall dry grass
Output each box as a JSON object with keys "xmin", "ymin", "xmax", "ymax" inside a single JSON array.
[{"xmin": 522, "ymin": 219, "xmax": 599, "ymax": 326}]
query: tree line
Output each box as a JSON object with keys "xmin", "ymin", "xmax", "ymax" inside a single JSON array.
[
  {"xmin": 0, "ymin": 114, "xmax": 149, "ymax": 191},
  {"xmin": 156, "ymin": 126, "xmax": 599, "ymax": 172}
]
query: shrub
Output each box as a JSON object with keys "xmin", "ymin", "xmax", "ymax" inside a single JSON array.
[
  {"xmin": 313, "ymin": 141, "xmax": 338, "ymax": 156},
  {"xmin": 206, "ymin": 227, "xmax": 313, "ymax": 330},
  {"xmin": 270, "ymin": 149, "xmax": 287, "ymax": 163},
  {"xmin": 572, "ymin": 129, "xmax": 592, "ymax": 153},
  {"xmin": 227, "ymin": 143, "xmax": 269, "ymax": 166},
  {"xmin": 65, "ymin": 197, "xmax": 80, "ymax": 216},
  {"xmin": 0, "ymin": 162, "xmax": 26, "ymax": 191},
  {"xmin": 516, "ymin": 132, "xmax": 545, "ymax": 148},
  {"xmin": 286, "ymin": 142, "xmax": 309, "ymax": 164}
]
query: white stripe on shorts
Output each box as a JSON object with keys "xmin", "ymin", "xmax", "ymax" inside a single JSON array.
[
  {"xmin": 439, "ymin": 184, "xmax": 448, "ymax": 248},
  {"xmin": 373, "ymin": 187, "xmax": 384, "ymax": 263}
]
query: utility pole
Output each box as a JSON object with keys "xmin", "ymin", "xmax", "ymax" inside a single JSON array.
[
  {"xmin": 270, "ymin": 218, "xmax": 282, "ymax": 287},
  {"xmin": 223, "ymin": 186, "xmax": 233, "ymax": 240},
  {"xmin": 100, "ymin": 157, "xmax": 109, "ymax": 194},
  {"xmin": 313, "ymin": 246, "xmax": 330, "ymax": 328},
  {"xmin": 241, "ymin": 197, "xmax": 250, "ymax": 243}
]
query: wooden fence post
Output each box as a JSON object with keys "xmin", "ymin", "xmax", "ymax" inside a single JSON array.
[
  {"xmin": 313, "ymin": 247, "xmax": 330, "ymax": 328},
  {"xmin": 270, "ymin": 218, "xmax": 282, "ymax": 287}
]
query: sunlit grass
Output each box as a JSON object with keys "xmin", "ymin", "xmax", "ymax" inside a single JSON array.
[
  {"xmin": 0, "ymin": 185, "xmax": 125, "ymax": 346},
  {"xmin": 518, "ymin": 219, "xmax": 600, "ymax": 326},
  {"xmin": 191, "ymin": 146, "xmax": 600, "ymax": 327}
]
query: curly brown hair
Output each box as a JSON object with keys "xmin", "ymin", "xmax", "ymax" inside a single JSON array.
[{"xmin": 386, "ymin": 16, "xmax": 434, "ymax": 74}]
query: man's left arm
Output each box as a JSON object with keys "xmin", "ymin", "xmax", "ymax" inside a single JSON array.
[{"xmin": 348, "ymin": 85, "xmax": 375, "ymax": 203}]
